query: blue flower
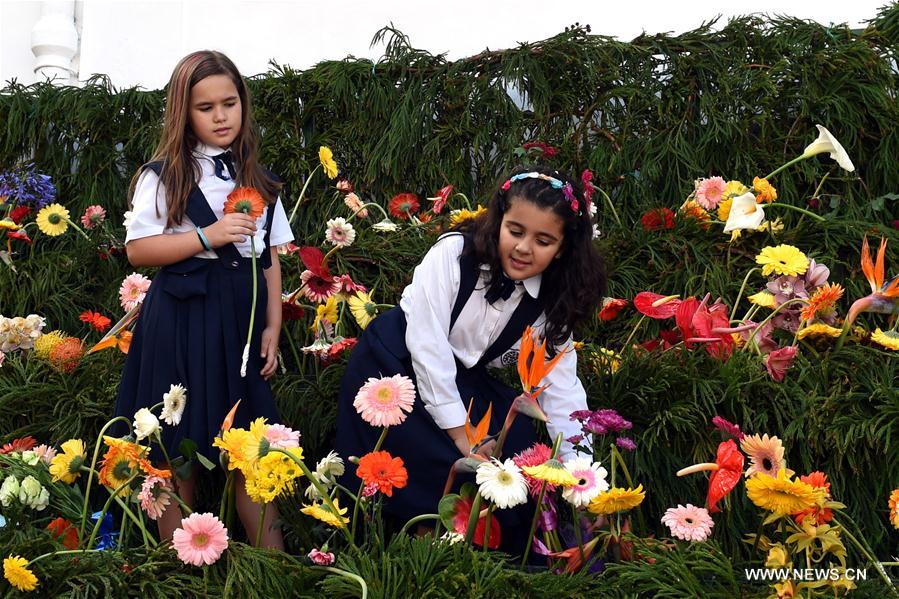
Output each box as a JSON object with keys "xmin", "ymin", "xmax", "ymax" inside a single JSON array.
[{"xmin": 90, "ymin": 511, "xmax": 118, "ymax": 550}]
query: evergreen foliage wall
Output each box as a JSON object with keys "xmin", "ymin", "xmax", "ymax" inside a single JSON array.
[{"xmin": 1, "ymin": 6, "xmax": 898, "ymax": 561}]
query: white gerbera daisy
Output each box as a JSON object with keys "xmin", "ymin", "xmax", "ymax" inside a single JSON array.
[
  {"xmin": 160, "ymin": 383, "xmax": 187, "ymax": 426},
  {"xmin": 315, "ymin": 450, "xmax": 345, "ymax": 484},
  {"xmin": 324, "ymin": 217, "xmax": 356, "ymax": 248},
  {"xmin": 562, "ymin": 457, "xmax": 609, "ymax": 508},
  {"xmin": 132, "ymin": 407, "xmax": 160, "ymax": 441},
  {"xmin": 476, "ymin": 458, "xmax": 528, "ymax": 509}
]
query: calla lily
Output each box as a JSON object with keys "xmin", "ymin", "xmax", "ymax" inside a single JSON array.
[
  {"xmin": 677, "ymin": 439, "xmax": 744, "ymax": 513},
  {"xmin": 723, "ymin": 192, "xmax": 766, "ymax": 233},
  {"xmin": 802, "ymin": 125, "xmax": 855, "ymax": 173}
]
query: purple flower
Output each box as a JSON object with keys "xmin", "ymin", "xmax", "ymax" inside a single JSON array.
[
  {"xmin": 740, "ymin": 319, "xmax": 778, "ymax": 354},
  {"xmin": 569, "ymin": 410, "xmax": 593, "ymax": 423},
  {"xmin": 711, "ymin": 416, "xmax": 744, "ymax": 440},
  {"xmin": 566, "ymin": 434, "xmax": 585, "ymax": 445},
  {"xmin": 615, "ymin": 437, "xmax": 637, "ymax": 451},
  {"xmin": 584, "ymin": 409, "xmax": 632, "ymax": 435},
  {"xmin": 0, "ymin": 163, "xmax": 56, "ymax": 209},
  {"xmin": 803, "ymin": 259, "xmax": 830, "ymax": 290},
  {"xmin": 766, "ymin": 275, "xmax": 807, "ymax": 305},
  {"xmin": 772, "ymin": 308, "xmax": 802, "ymax": 334},
  {"xmin": 538, "ymin": 494, "xmax": 558, "ymax": 532}
]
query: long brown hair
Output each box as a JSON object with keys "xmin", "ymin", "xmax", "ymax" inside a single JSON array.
[{"xmin": 129, "ymin": 50, "xmax": 281, "ymax": 226}]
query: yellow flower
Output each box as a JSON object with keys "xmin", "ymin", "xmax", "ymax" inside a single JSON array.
[
  {"xmin": 49, "ymin": 439, "xmax": 86, "ymax": 484},
  {"xmin": 522, "ymin": 459, "xmax": 579, "ymax": 487},
  {"xmin": 747, "ymin": 291, "xmax": 777, "ymax": 309},
  {"xmin": 319, "ymin": 146, "xmax": 338, "ymax": 179},
  {"xmin": 33, "ymin": 330, "xmax": 66, "ymax": 359},
  {"xmin": 35, "ymin": 203, "xmax": 71, "ymax": 236},
  {"xmin": 680, "ymin": 200, "xmax": 711, "ymax": 225},
  {"xmin": 871, "ymin": 328, "xmax": 899, "ymax": 351},
  {"xmin": 745, "ymin": 469, "xmax": 820, "ymax": 516},
  {"xmin": 311, "ymin": 295, "xmax": 339, "ymax": 333},
  {"xmin": 723, "ymin": 180, "xmax": 748, "ymax": 200},
  {"xmin": 245, "ymin": 448, "xmax": 305, "ymax": 504},
  {"xmin": 772, "ymin": 580, "xmax": 796, "ymax": 598},
  {"xmin": 449, "ymin": 205, "xmax": 486, "ymax": 226},
  {"xmin": 348, "ymin": 290, "xmax": 378, "ymax": 330},
  {"xmin": 888, "ymin": 488, "xmax": 899, "ymax": 530},
  {"xmin": 593, "ymin": 347, "xmax": 621, "ymax": 374},
  {"xmin": 797, "ymin": 323, "xmax": 843, "ymax": 341},
  {"xmin": 755, "ymin": 245, "xmax": 809, "ymax": 277},
  {"xmin": 716, "ymin": 197, "xmax": 732, "ymax": 222},
  {"xmin": 3, "ymin": 555, "xmax": 38, "ymax": 592},
  {"xmin": 587, "ymin": 485, "xmax": 645, "ymax": 515},
  {"xmin": 753, "ymin": 177, "xmax": 777, "ymax": 203},
  {"xmin": 302, "ymin": 497, "xmax": 349, "ymax": 528},
  {"xmin": 765, "ymin": 543, "xmax": 791, "ymax": 569},
  {"xmin": 0, "ymin": 218, "xmax": 20, "ymax": 231},
  {"xmin": 212, "ymin": 417, "xmax": 270, "ymax": 474}
]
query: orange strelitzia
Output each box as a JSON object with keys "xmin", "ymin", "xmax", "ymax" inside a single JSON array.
[
  {"xmin": 465, "ymin": 399, "xmax": 492, "ymax": 450},
  {"xmin": 518, "ymin": 325, "xmax": 569, "ymax": 398}
]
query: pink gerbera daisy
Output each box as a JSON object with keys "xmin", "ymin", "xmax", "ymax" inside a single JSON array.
[
  {"xmin": 119, "ymin": 273, "xmax": 151, "ymax": 311},
  {"xmin": 353, "ymin": 374, "xmax": 416, "ymax": 427},
  {"xmin": 300, "ymin": 269, "xmax": 341, "ymax": 303},
  {"xmin": 562, "ymin": 456, "xmax": 609, "ymax": 508},
  {"xmin": 661, "ymin": 504, "xmax": 714, "ymax": 541},
  {"xmin": 172, "ymin": 512, "xmax": 229, "ymax": 566},
  {"xmin": 139, "ymin": 475, "xmax": 173, "ymax": 520},
  {"xmin": 337, "ymin": 274, "xmax": 366, "ymax": 294},
  {"xmin": 33, "ymin": 444, "xmax": 57, "ymax": 465},
  {"xmin": 264, "ymin": 424, "xmax": 301, "ymax": 449},
  {"xmin": 80, "ymin": 205, "xmax": 107, "ymax": 229},
  {"xmin": 694, "ymin": 177, "xmax": 726, "ymax": 210},
  {"xmin": 513, "ymin": 443, "xmax": 555, "ymax": 496}
]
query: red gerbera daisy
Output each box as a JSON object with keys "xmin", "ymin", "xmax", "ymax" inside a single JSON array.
[
  {"xmin": 641, "ymin": 207, "xmax": 675, "ymax": 231},
  {"xmin": 9, "ymin": 206, "xmax": 32, "ymax": 224},
  {"xmin": 47, "ymin": 517, "xmax": 79, "ymax": 549},
  {"xmin": 388, "ymin": 193, "xmax": 420, "ymax": 219},
  {"xmin": 0, "ymin": 436, "xmax": 38, "ymax": 454},
  {"xmin": 79, "ymin": 310, "xmax": 112, "ymax": 332}
]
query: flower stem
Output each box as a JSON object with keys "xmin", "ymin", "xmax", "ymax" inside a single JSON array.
[
  {"xmin": 731, "ymin": 268, "xmax": 760, "ymax": 313},
  {"xmin": 87, "ymin": 475, "xmax": 137, "ymax": 549},
  {"xmin": 744, "ymin": 298, "xmax": 808, "ymax": 348},
  {"xmin": 255, "ymin": 502, "xmax": 267, "ymax": 547},
  {"xmin": 398, "ymin": 513, "xmax": 440, "ymax": 536},
  {"xmin": 482, "ymin": 504, "xmax": 494, "ymax": 552},
  {"xmin": 63, "ymin": 216, "xmax": 92, "ymax": 241},
  {"xmin": 764, "ymin": 202, "xmax": 825, "ymax": 222},
  {"xmin": 596, "ymin": 186, "xmax": 622, "ymax": 227},
  {"xmin": 520, "ymin": 433, "xmax": 562, "ymax": 568},
  {"xmin": 288, "ymin": 164, "xmax": 321, "ymax": 225},
  {"xmin": 832, "ymin": 515, "xmax": 899, "ymax": 596},
  {"xmin": 764, "ymin": 154, "xmax": 808, "ymax": 180},
  {"xmin": 350, "ymin": 427, "xmax": 389, "ymax": 542},
  {"xmin": 622, "ymin": 315, "xmax": 646, "ymax": 353},
  {"xmin": 312, "ymin": 566, "xmax": 368, "ymax": 599},
  {"xmin": 79, "ymin": 416, "xmax": 132, "ymax": 545}
]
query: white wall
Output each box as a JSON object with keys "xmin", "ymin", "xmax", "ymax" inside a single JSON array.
[{"xmin": 1, "ymin": 0, "xmax": 889, "ymax": 89}]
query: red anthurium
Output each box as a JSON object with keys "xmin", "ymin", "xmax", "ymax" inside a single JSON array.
[
  {"xmin": 429, "ymin": 185, "xmax": 453, "ymax": 214},
  {"xmin": 677, "ymin": 439, "xmax": 744, "ymax": 513},
  {"xmin": 634, "ymin": 292, "xmax": 681, "ymax": 319},
  {"xmin": 675, "ymin": 294, "xmax": 741, "ymax": 360},
  {"xmin": 439, "ymin": 486, "xmax": 501, "ymax": 549}
]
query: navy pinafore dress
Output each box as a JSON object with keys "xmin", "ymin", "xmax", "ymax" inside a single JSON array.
[
  {"xmin": 335, "ymin": 234, "xmax": 544, "ymax": 554},
  {"xmin": 114, "ymin": 161, "xmax": 280, "ymax": 461}
]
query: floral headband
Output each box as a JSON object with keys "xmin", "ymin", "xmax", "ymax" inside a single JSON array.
[{"xmin": 501, "ymin": 171, "xmax": 583, "ymax": 214}]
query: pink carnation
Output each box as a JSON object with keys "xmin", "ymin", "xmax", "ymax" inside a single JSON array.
[
  {"xmin": 80, "ymin": 205, "xmax": 107, "ymax": 229},
  {"xmin": 172, "ymin": 512, "xmax": 229, "ymax": 566},
  {"xmin": 119, "ymin": 273, "xmax": 151, "ymax": 311},
  {"xmin": 353, "ymin": 374, "xmax": 416, "ymax": 427},
  {"xmin": 264, "ymin": 424, "xmax": 301, "ymax": 449},
  {"xmin": 308, "ymin": 548, "xmax": 335, "ymax": 565},
  {"xmin": 661, "ymin": 504, "xmax": 714, "ymax": 541},
  {"xmin": 694, "ymin": 177, "xmax": 726, "ymax": 210}
]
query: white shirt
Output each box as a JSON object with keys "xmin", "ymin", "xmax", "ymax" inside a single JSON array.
[
  {"xmin": 400, "ymin": 234, "xmax": 589, "ymax": 458},
  {"xmin": 126, "ymin": 143, "xmax": 294, "ymax": 258}
]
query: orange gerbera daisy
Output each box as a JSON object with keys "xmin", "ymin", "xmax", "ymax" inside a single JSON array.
[
  {"xmin": 224, "ymin": 187, "xmax": 266, "ymax": 219},
  {"xmin": 889, "ymin": 488, "xmax": 899, "ymax": 530},
  {"xmin": 388, "ymin": 193, "xmax": 420, "ymax": 219},
  {"xmin": 794, "ymin": 471, "xmax": 833, "ymax": 525},
  {"xmin": 800, "ymin": 283, "xmax": 844, "ymax": 322},
  {"xmin": 356, "ymin": 450, "xmax": 408, "ymax": 497},
  {"xmin": 99, "ymin": 437, "xmax": 143, "ymax": 495}
]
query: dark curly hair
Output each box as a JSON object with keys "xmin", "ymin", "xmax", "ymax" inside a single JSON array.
[{"xmin": 452, "ymin": 165, "xmax": 607, "ymax": 347}]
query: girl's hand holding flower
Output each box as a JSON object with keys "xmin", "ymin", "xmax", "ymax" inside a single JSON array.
[{"xmin": 204, "ymin": 213, "xmax": 257, "ymax": 247}]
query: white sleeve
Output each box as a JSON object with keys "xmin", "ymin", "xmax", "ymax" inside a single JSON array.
[
  {"xmin": 402, "ymin": 235, "xmax": 468, "ymax": 430},
  {"xmin": 125, "ymin": 169, "xmax": 168, "ymax": 242},
  {"xmin": 539, "ymin": 339, "xmax": 591, "ymax": 460},
  {"xmin": 266, "ymin": 197, "xmax": 294, "ymax": 247}
]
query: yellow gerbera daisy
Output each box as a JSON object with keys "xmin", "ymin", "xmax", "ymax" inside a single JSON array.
[
  {"xmin": 888, "ymin": 488, "xmax": 899, "ymax": 530},
  {"xmin": 522, "ymin": 459, "xmax": 579, "ymax": 487},
  {"xmin": 348, "ymin": 290, "xmax": 378, "ymax": 330},
  {"xmin": 797, "ymin": 323, "xmax": 843, "ymax": 341},
  {"xmin": 301, "ymin": 497, "xmax": 349, "ymax": 528},
  {"xmin": 747, "ymin": 291, "xmax": 777, "ymax": 309},
  {"xmin": 213, "ymin": 417, "xmax": 270, "ymax": 474},
  {"xmin": 0, "ymin": 218, "xmax": 20, "ymax": 231},
  {"xmin": 745, "ymin": 469, "xmax": 820, "ymax": 516},
  {"xmin": 3, "ymin": 555, "xmax": 38, "ymax": 592},
  {"xmin": 48, "ymin": 439, "xmax": 86, "ymax": 484},
  {"xmin": 871, "ymin": 328, "xmax": 899, "ymax": 351},
  {"xmin": 716, "ymin": 197, "xmax": 733, "ymax": 222},
  {"xmin": 318, "ymin": 146, "xmax": 338, "ymax": 179},
  {"xmin": 245, "ymin": 448, "xmax": 305, "ymax": 504},
  {"xmin": 35, "ymin": 203, "xmax": 71, "ymax": 236},
  {"xmin": 449, "ymin": 205, "xmax": 486, "ymax": 226},
  {"xmin": 587, "ymin": 485, "xmax": 645, "ymax": 515},
  {"xmin": 723, "ymin": 180, "xmax": 748, "ymax": 200},
  {"xmin": 755, "ymin": 245, "xmax": 809, "ymax": 277},
  {"xmin": 311, "ymin": 295, "xmax": 339, "ymax": 333},
  {"xmin": 33, "ymin": 330, "xmax": 66, "ymax": 359}
]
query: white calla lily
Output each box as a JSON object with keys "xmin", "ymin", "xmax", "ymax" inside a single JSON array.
[
  {"xmin": 802, "ymin": 125, "xmax": 855, "ymax": 172},
  {"xmin": 723, "ymin": 192, "xmax": 766, "ymax": 233}
]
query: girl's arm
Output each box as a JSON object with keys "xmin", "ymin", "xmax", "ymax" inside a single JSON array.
[
  {"xmin": 126, "ymin": 213, "xmax": 258, "ymax": 267},
  {"xmin": 259, "ymin": 247, "xmax": 282, "ymax": 379}
]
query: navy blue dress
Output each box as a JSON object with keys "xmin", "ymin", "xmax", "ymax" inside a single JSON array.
[
  {"xmin": 335, "ymin": 234, "xmax": 544, "ymax": 554},
  {"xmin": 114, "ymin": 162, "xmax": 280, "ymax": 461}
]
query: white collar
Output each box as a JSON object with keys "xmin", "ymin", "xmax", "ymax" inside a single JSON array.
[
  {"xmin": 194, "ymin": 142, "xmax": 229, "ymax": 158},
  {"xmin": 479, "ymin": 263, "xmax": 542, "ymax": 298}
]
